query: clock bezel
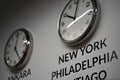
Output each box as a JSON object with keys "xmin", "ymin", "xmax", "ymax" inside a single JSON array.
[
  {"xmin": 58, "ymin": 0, "xmax": 101, "ymax": 45},
  {"xmin": 4, "ymin": 28, "xmax": 33, "ymax": 71}
]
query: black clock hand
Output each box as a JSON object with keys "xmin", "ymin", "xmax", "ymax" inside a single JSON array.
[
  {"xmin": 74, "ymin": 0, "xmax": 79, "ymax": 20},
  {"xmin": 15, "ymin": 33, "xmax": 19, "ymax": 48},
  {"xmin": 14, "ymin": 33, "xmax": 21, "ymax": 59},
  {"xmin": 65, "ymin": 14, "xmax": 75, "ymax": 20},
  {"xmin": 64, "ymin": 0, "xmax": 79, "ymax": 20},
  {"xmin": 14, "ymin": 47, "xmax": 21, "ymax": 60}
]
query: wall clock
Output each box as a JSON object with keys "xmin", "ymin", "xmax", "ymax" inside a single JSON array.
[
  {"xmin": 58, "ymin": 0, "xmax": 101, "ymax": 45},
  {"xmin": 4, "ymin": 28, "xmax": 33, "ymax": 71}
]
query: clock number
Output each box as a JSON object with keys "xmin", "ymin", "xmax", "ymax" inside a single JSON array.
[
  {"xmin": 14, "ymin": 61, "xmax": 16, "ymax": 65},
  {"xmin": 73, "ymin": 33, "xmax": 77, "ymax": 38},
  {"xmin": 82, "ymin": 0, "xmax": 84, "ymax": 3},
  {"xmin": 6, "ymin": 51, "xmax": 9, "ymax": 55},
  {"xmin": 61, "ymin": 22, "xmax": 65, "ymax": 27},
  {"xmin": 68, "ymin": 4, "xmax": 72, "ymax": 9},
  {"xmin": 10, "ymin": 60, "xmax": 12, "ymax": 64},
  {"xmin": 7, "ymin": 57, "xmax": 10, "ymax": 61},
  {"xmin": 86, "ymin": 20, "xmax": 89, "ymax": 24},
  {"xmin": 12, "ymin": 37, "xmax": 14, "ymax": 41},
  {"xmin": 67, "ymin": 33, "xmax": 70, "ymax": 36},
  {"xmin": 86, "ymin": 1, "xmax": 90, "ymax": 7},
  {"xmin": 63, "ymin": 13, "xmax": 67, "ymax": 18},
  {"xmin": 62, "ymin": 29, "xmax": 67, "ymax": 34},
  {"xmin": 16, "ymin": 33, "xmax": 19, "ymax": 38},
  {"xmin": 23, "ymin": 35, "xmax": 26, "ymax": 40},
  {"xmin": 74, "ymin": 0, "xmax": 79, "ymax": 4},
  {"xmin": 88, "ymin": 11, "xmax": 93, "ymax": 15},
  {"xmin": 8, "ymin": 44, "xmax": 11, "ymax": 48}
]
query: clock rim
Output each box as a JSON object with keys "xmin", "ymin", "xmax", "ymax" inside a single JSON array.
[
  {"xmin": 58, "ymin": 0, "xmax": 101, "ymax": 46},
  {"xmin": 4, "ymin": 28, "xmax": 33, "ymax": 71}
]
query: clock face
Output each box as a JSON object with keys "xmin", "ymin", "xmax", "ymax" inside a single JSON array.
[
  {"xmin": 4, "ymin": 29, "xmax": 33, "ymax": 71},
  {"xmin": 58, "ymin": 0, "xmax": 100, "ymax": 45}
]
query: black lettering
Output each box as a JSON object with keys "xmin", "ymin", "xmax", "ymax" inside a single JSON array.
[
  {"xmin": 85, "ymin": 75, "xmax": 90, "ymax": 80},
  {"xmin": 107, "ymin": 52, "xmax": 110, "ymax": 62},
  {"xmin": 15, "ymin": 75, "xmax": 19, "ymax": 80},
  {"xmin": 65, "ymin": 67, "xmax": 69, "ymax": 76},
  {"xmin": 82, "ymin": 60, "xmax": 87, "ymax": 70},
  {"xmin": 87, "ymin": 59, "xmax": 92, "ymax": 69},
  {"xmin": 79, "ymin": 38, "xmax": 107, "ymax": 56},
  {"xmin": 94, "ymin": 41, "xmax": 99, "ymax": 51},
  {"xmin": 27, "ymin": 69, "xmax": 31, "ymax": 75},
  {"xmin": 59, "ymin": 55, "xmax": 64, "ymax": 64},
  {"xmin": 70, "ymin": 50, "xmax": 78, "ymax": 60},
  {"xmin": 92, "ymin": 57, "xmax": 98, "ymax": 67},
  {"xmin": 51, "ymin": 71, "xmax": 56, "ymax": 80},
  {"xmin": 99, "ymin": 54, "xmax": 106, "ymax": 65},
  {"xmin": 75, "ymin": 77, "xmax": 82, "ymax": 80},
  {"xmin": 74, "ymin": 70, "xmax": 107, "ymax": 80},
  {"xmin": 56, "ymin": 69, "xmax": 62, "ymax": 79},
  {"xmin": 8, "ymin": 77, "xmax": 11, "ymax": 80},
  {"xmin": 59, "ymin": 51, "xmax": 78, "ymax": 64},
  {"xmin": 69, "ymin": 65, "xmax": 75, "ymax": 74},
  {"xmin": 8, "ymin": 69, "xmax": 32, "ymax": 80},
  {"xmin": 110, "ymin": 50, "xmax": 118, "ymax": 61},
  {"xmin": 62, "ymin": 68, "xmax": 65, "ymax": 77},
  {"xmin": 86, "ymin": 44, "xmax": 93, "ymax": 53},
  {"xmin": 80, "ymin": 46, "xmax": 85, "ymax": 56},
  {"xmin": 23, "ymin": 70, "xmax": 28, "ymax": 77},
  {"xmin": 11, "ymin": 76, "xmax": 15, "ymax": 80},
  {"xmin": 65, "ymin": 53, "xmax": 69, "ymax": 62},
  {"xmin": 75, "ymin": 63, "xmax": 81, "ymax": 72},
  {"xmin": 98, "ymin": 70, "xmax": 107, "ymax": 80},
  {"xmin": 100, "ymin": 38, "xmax": 107, "ymax": 49},
  {"xmin": 91, "ymin": 72, "xmax": 98, "ymax": 80},
  {"xmin": 19, "ymin": 72, "xmax": 23, "ymax": 79}
]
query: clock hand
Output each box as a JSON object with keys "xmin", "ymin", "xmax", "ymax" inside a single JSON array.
[
  {"xmin": 65, "ymin": 13, "xmax": 75, "ymax": 20},
  {"xmin": 67, "ymin": 9, "xmax": 93, "ymax": 28},
  {"xmin": 15, "ymin": 33, "xmax": 19, "ymax": 48},
  {"xmin": 74, "ymin": 0, "xmax": 79, "ymax": 20},
  {"xmin": 14, "ymin": 33, "xmax": 21, "ymax": 59},
  {"xmin": 14, "ymin": 47, "xmax": 21, "ymax": 60}
]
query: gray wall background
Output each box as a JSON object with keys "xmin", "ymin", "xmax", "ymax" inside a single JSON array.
[{"xmin": 0, "ymin": 0, "xmax": 120, "ymax": 80}]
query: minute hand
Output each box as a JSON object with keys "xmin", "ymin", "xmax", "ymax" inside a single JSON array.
[
  {"xmin": 67, "ymin": 9, "xmax": 93, "ymax": 28},
  {"xmin": 74, "ymin": 0, "xmax": 79, "ymax": 20}
]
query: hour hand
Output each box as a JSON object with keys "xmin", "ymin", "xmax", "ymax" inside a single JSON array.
[
  {"xmin": 14, "ymin": 47, "xmax": 21, "ymax": 60},
  {"xmin": 64, "ymin": 13, "xmax": 75, "ymax": 20}
]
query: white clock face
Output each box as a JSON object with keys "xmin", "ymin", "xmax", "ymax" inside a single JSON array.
[
  {"xmin": 4, "ymin": 29, "xmax": 33, "ymax": 70},
  {"xmin": 58, "ymin": 0, "xmax": 100, "ymax": 45}
]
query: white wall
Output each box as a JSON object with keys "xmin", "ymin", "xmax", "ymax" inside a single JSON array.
[{"xmin": 0, "ymin": 0, "xmax": 120, "ymax": 80}]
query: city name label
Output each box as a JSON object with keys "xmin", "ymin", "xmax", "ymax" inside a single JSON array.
[
  {"xmin": 8, "ymin": 68, "xmax": 31, "ymax": 80},
  {"xmin": 51, "ymin": 38, "xmax": 119, "ymax": 80}
]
